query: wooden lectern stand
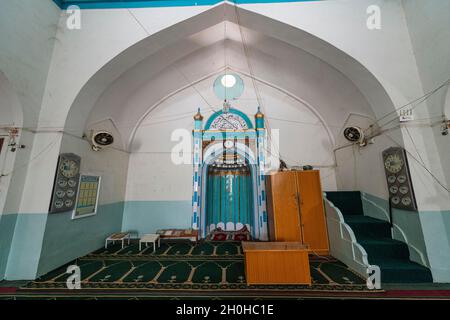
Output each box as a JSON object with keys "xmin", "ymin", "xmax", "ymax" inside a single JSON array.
[{"xmin": 242, "ymin": 242, "xmax": 311, "ymax": 285}]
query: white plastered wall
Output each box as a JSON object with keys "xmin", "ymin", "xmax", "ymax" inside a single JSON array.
[
  {"xmin": 126, "ymin": 72, "xmax": 341, "ymax": 203},
  {"xmin": 2, "ymin": 0, "xmax": 449, "ymax": 281},
  {"xmin": 400, "ymin": 0, "xmax": 450, "ymax": 282}
]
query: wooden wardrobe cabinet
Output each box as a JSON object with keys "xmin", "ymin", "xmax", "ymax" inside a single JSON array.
[{"xmin": 265, "ymin": 170, "xmax": 329, "ymax": 255}]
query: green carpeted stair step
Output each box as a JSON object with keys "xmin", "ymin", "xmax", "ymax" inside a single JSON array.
[
  {"xmin": 325, "ymin": 191, "xmax": 433, "ymax": 283},
  {"xmin": 370, "ymin": 258, "xmax": 433, "ymax": 283},
  {"xmin": 343, "ymin": 215, "xmax": 392, "ymax": 239},
  {"xmin": 325, "ymin": 191, "xmax": 364, "ymax": 216},
  {"xmin": 357, "ymin": 237, "xmax": 410, "ymax": 261}
]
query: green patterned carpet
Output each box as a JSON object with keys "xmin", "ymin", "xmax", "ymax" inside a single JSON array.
[{"xmin": 8, "ymin": 241, "xmax": 381, "ymax": 299}]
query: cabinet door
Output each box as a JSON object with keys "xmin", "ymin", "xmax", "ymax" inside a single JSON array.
[
  {"xmin": 296, "ymin": 171, "xmax": 329, "ymax": 254},
  {"xmin": 267, "ymin": 172, "xmax": 302, "ymax": 241}
]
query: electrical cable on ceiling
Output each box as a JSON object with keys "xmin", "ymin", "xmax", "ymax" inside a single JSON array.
[
  {"xmin": 232, "ymin": 3, "xmax": 287, "ymax": 166},
  {"xmin": 224, "ymin": 3, "xmax": 228, "ymax": 103},
  {"xmin": 0, "ymin": 136, "xmax": 60, "ymax": 177},
  {"xmin": 6, "ymin": 6, "xmax": 447, "ymax": 193},
  {"xmin": 404, "ymin": 126, "xmax": 426, "ymax": 166},
  {"xmin": 126, "ymin": 9, "xmax": 224, "ymax": 121},
  {"xmin": 130, "ymin": 9, "xmax": 249, "ymax": 132},
  {"xmin": 333, "ymin": 120, "xmax": 449, "ymax": 194},
  {"xmin": 0, "ymin": 103, "xmax": 349, "ymax": 134},
  {"xmin": 64, "ymin": 10, "xmax": 450, "ymax": 206},
  {"xmin": 366, "ymin": 78, "xmax": 450, "ymax": 133},
  {"xmin": 21, "ymin": 6, "xmax": 332, "ymax": 146},
  {"xmin": 349, "ymin": 78, "xmax": 450, "ymax": 194},
  {"xmin": 373, "ymin": 93, "xmax": 442, "ymax": 132},
  {"xmin": 377, "ymin": 78, "xmax": 449, "ymax": 126}
]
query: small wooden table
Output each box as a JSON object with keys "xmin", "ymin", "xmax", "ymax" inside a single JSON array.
[
  {"xmin": 105, "ymin": 232, "xmax": 131, "ymax": 249},
  {"xmin": 156, "ymin": 229, "xmax": 198, "ymax": 242},
  {"xmin": 242, "ymin": 242, "xmax": 311, "ymax": 285},
  {"xmin": 139, "ymin": 234, "xmax": 161, "ymax": 251}
]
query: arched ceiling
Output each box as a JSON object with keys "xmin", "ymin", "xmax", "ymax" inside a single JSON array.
[
  {"xmin": 65, "ymin": 3, "xmax": 396, "ymax": 151},
  {"xmin": 0, "ymin": 71, "xmax": 23, "ymax": 128}
]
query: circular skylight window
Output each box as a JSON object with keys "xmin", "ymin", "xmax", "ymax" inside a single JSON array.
[
  {"xmin": 221, "ymin": 74, "xmax": 237, "ymax": 88},
  {"xmin": 213, "ymin": 73, "xmax": 244, "ymax": 101}
]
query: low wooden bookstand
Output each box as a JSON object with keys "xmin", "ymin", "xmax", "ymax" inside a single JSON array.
[{"xmin": 242, "ymin": 242, "xmax": 311, "ymax": 285}]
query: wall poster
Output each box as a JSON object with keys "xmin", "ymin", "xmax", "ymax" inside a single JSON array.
[{"xmin": 72, "ymin": 175, "xmax": 101, "ymax": 220}]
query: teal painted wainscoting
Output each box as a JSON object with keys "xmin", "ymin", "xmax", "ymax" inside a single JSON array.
[
  {"xmin": 417, "ymin": 210, "xmax": 450, "ymax": 283},
  {"xmin": 122, "ymin": 201, "xmax": 191, "ymax": 237},
  {"xmin": 0, "ymin": 214, "xmax": 18, "ymax": 280},
  {"xmin": 37, "ymin": 202, "xmax": 124, "ymax": 277},
  {"xmin": 5, "ymin": 214, "xmax": 48, "ymax": 280}
]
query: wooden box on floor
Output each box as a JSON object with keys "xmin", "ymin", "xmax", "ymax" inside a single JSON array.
[
  {"xmin": 265, "ymin": 170, "xmax": 329, "ymax": 255},
  {"xmin": 242, "ymin": 242, "xmax": 311, "ymax": 285}
]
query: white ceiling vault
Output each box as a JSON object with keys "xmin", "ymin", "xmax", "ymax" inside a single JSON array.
[{"xmin": 64, "ymin": 3, "xmax": 395, "ymax": 152}]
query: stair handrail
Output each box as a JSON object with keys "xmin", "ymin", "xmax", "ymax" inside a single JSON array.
[{"xmin": 323, "ymin": 194, "xmax": 374, "ymax": 279}]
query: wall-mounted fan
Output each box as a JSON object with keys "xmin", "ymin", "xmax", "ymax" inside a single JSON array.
[
  {"xmin": 91, "ymin": 131, "xmax": 114, "ymax": 151},
  {"xmin": 343, "ymin": 126, "xmax": 366, "ymax": 146}
]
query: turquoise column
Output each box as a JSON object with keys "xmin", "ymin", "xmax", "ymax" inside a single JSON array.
[
  {"xmin": 241, "ymin": 174, "xmax": 248, "ymax": 226},
  {"xmin": 255, "ymin": 107, "xmax": 268, "ymax": 240},
  {"xmin": 247, "ymin": 174, "xmax": 254, "ymax": 228},
  {"xmin": 236, "ymin": 175, "xmax": 239, "ymax": 225},
  {"xmin": 206, "ymin": 174, "xmax": 212, "ymax": 231},
  {"xmin": 192, "ymin": 108, "xmax": 203, "ymax": 233},
  {"xmin": 216, "ymin": 174, "xmax": 220, "ymax": 225}
]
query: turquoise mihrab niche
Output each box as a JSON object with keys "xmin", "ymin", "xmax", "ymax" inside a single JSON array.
[{"xmin": 191, "ymin": 95, "xmax": 268, "ymax": 240}]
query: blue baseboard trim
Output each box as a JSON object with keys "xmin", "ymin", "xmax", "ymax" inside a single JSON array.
[{"xmin": 54, "ymin": 0, "xmax": 320, "ymax": 10}]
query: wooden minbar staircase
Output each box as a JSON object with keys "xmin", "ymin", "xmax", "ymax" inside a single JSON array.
[{"xmin": 325, "ymin": 191, "xmax": 432, "ymax": 283}]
